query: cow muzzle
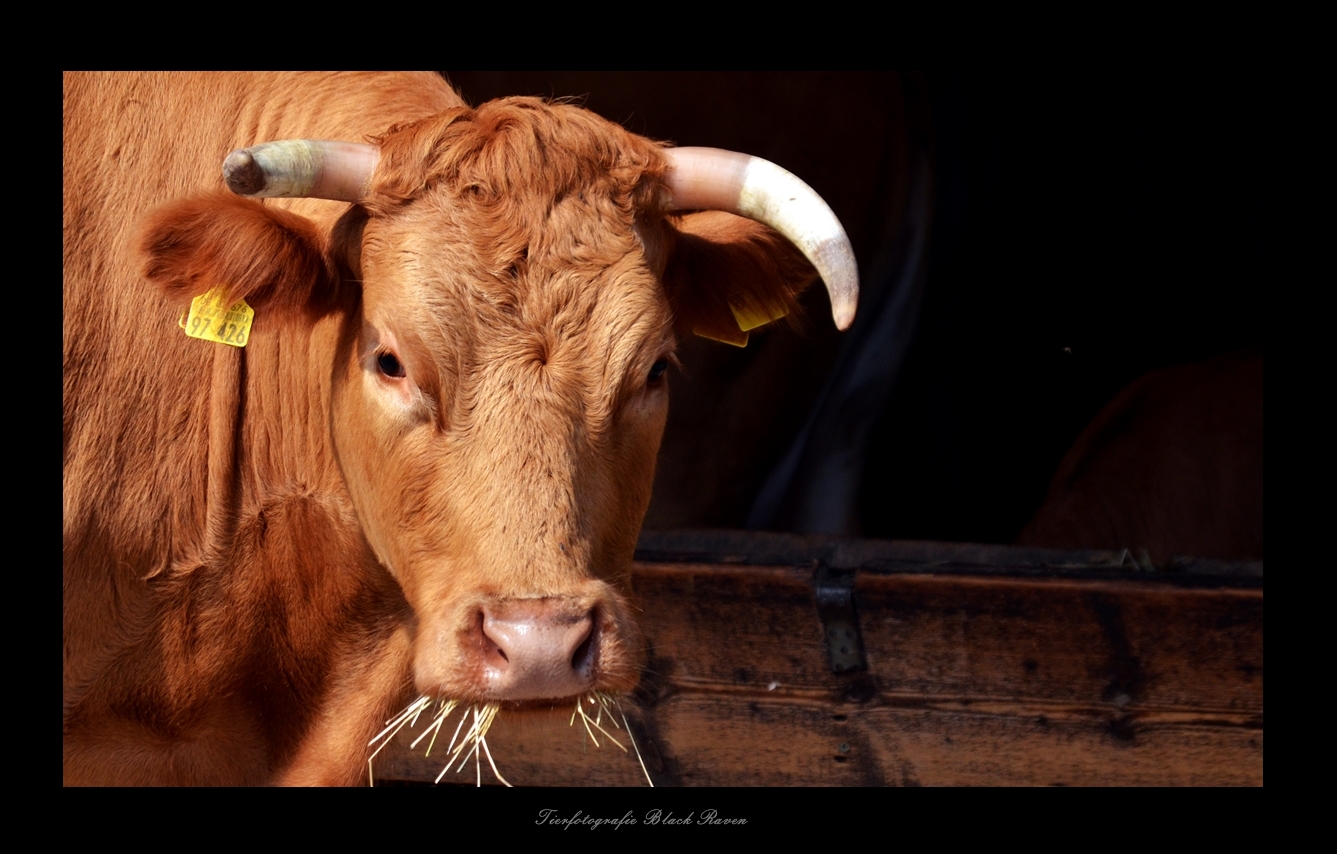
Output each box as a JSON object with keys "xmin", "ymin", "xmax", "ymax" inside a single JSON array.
[
  {"xmin": 415, "ymin": 591, "xmax": 639, "ymax": 705},
  {"xmin": 476, "ymin": 598, "xmax": 597, "ymax": 701}
]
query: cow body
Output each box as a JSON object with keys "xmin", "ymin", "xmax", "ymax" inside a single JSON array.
[
  {"xmin": 1017, "ymin": 348, "xmax": 1264, "ymax": 564},
  {"xmin": 63, "ymin": 73, "xmax": 838, "ymax": 784}
]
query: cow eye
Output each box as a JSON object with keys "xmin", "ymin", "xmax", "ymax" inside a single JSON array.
[
  {"xmin": 647, "ymin": 359, "xmax": 668, "ymax": 383},
  {"xmin": 377, "ymin": 351, "xmax": 406, "ymax": 378}
]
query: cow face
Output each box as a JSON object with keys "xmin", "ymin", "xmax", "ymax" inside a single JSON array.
[{"xmin": 328, "ymin": 102, "xmax": 678, "ymax": 703}]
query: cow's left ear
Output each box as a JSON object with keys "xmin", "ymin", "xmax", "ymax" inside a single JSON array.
[
  {"xmin": 660, "ymin": 211, "xmax": 818, "ymax": 347},
  {"xmin": 137, "ymin": 192, "xmax": 339, "ymax": 320}
]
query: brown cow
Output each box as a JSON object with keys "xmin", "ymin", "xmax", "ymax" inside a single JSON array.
[
  {"xmin": 62, "ymin": 72, "xmax": 856, "ymax": 785},
  {"xmin": 1017, "ymin": 348, "xmax": 1263, "ymax": 565}
]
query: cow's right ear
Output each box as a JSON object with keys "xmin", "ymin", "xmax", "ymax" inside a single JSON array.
[{"xmin": 137, "ymin": 192, "xmax": 338, "ymax": 320}]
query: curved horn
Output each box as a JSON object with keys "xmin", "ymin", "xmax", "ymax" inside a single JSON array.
[
  {"xmin": 223, "ymin": 140, "xmax": 380, "ymax": 202},
  {"xmin": 663, "ymin": 147, "xmax": 858, "ymax": 330}
]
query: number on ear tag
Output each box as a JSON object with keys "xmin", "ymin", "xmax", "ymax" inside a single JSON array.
[{"xmin": 180, "ymin": 288, "xmax": 254, "ymax": 348}]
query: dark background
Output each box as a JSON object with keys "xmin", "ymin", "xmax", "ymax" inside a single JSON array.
[{"xmin": 444, "ymin": 72, "xmax": 1261, "ymax": 546}]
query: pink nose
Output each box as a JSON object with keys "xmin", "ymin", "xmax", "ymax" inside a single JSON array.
[{"xmin": 478, "ymin": 599, "xmax": 597, "ymax": 700}]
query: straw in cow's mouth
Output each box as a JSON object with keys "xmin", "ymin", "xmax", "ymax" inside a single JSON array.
[
  {"xmin": 366, "ymin": 692, "xmax": 652, "ymax": 787},
  {"xmin": 570, "ymin": 693, "xmax": 654, "ymax": 787}
]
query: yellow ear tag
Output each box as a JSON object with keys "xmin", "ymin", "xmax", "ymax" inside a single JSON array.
[
  {"xmin": 692, "ymin": 301, "xmax": 790, "ymax": 348},
  {"xmin": 730, "ymin": 301, "xmax": 789, "ymax": 333},
  {"xmin": 693, "ymin": 324, "xmax": 750, "ymax": 347},
  {"xmin": 179, "ymin": 288, "xmax": 254, "ymax": 347}
]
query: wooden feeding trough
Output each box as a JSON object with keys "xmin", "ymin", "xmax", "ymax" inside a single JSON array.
[{"xmin": 372, "ymin": 530, "xmax": 1263, "ymax": 786}]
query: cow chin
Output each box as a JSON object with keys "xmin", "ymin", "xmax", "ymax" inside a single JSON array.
[{"xmin": 411, "ymin": 584, "xmax": 643, "ymax": 709}]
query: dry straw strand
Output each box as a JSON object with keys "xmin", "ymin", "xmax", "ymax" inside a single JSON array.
[{"xmin": 370, "ymin": 692, "xmax": 652, "ymax": 787}]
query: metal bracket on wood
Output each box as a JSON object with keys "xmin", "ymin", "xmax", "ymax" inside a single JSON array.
[{"xmin": 814, "ymin": 562, "xmax": 867, "ymax": 673}]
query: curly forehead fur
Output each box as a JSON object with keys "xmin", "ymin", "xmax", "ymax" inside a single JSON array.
[
  {"xmin": 349, "ymin": 98, "xmax": 677, "ymax": 433},
  {"xmin": 364, "ymin": 97, "xmax": 668, "ymax": 227}
]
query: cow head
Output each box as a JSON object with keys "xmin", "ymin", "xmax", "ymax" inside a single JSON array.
[{"xmin": 139, "ymin": 97, "xmax": 856, "ymax": 710}]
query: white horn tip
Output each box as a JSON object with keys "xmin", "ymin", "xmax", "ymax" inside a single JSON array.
[
  {"xmin": 813, "ymin": 236, "xmax": 859, "ymax": 331},
  {"xmin": 830, "ymin": 280, "xmax": 858, "ymax": 331},
  {"xmin": 833, "ymin": 299, "xmax": 857, "ymax": 331}
]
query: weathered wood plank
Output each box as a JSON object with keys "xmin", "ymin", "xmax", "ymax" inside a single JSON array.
[
  {"xmin": 374, "ymin": 533, "xmax": 1262, "ymax": 786},
  {"xmin": 644, "ymin": 693, "xmax": 1261, "ymax": 786}
]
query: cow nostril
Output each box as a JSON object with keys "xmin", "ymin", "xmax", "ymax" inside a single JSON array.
[
  {"xmin": 571, "ymin": 624, "xmax": 595, "ymax": 673},
  {"xmin": 479, "ymin": 611, "xmax": 510, "ymax": 665}
]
